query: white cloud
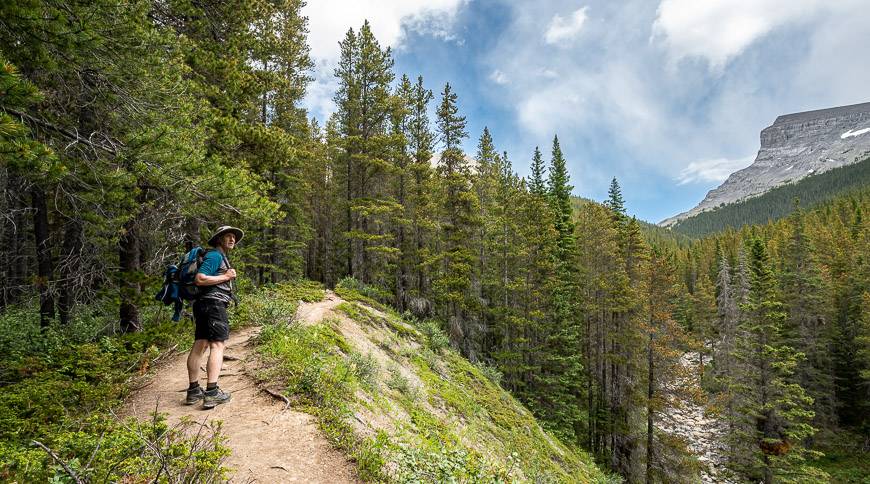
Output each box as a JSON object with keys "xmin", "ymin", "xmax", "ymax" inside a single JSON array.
[
  {"xmin": 303, "ymin": 60, "xmax": 340, "ymax": 124},
  {"xmin": 489, "ymin": 69, "xmax": 509, "ymax": 85},
  {"xmin": 676, "ymin": 155, "xmax": 755, "ymax": 185},
  {"xmin": 304, "ymin": 0, "xmax": 465, "ymax": 60},
  {"xmin": 517, "ymin": 81, "xmax": 593, "ymax": 137},
  {"xmin": 302, "ymin": 0, "xmax": 465, "ymax": 122},
  {"xmin": 544, "ymin": 7, "xmax": 589, "ymax": 45},
  {"xmin": 651, "ymin": 0, "xmax": 828, "ymax": 69}
]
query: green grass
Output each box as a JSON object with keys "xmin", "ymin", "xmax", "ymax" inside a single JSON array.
[
  {"xmin": 255, "ymin": 315, "xmax": 389, "ymax": 481},
  {"xmin": 257, "ymin": 280, "xmax": 610, "ymax": 482},
  {"xmin": 811, "ymin": 431, "xmax": 870, "ymax": 483}
]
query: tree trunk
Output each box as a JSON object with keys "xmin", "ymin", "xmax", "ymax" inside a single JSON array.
[
  {"xmin": 58, "ymin": 219, "xmax": 82, "ymax": 325},
  {"xmin": 32, "ymin": 186, "xmax": 55, "ymax": 328},
  {"xmin": 1, "ymin": 174, "xmax": 27, "ymax": 307},
  {"xmin": 119, "ymin": 216, "xmax": 141, "ymax": 333}
]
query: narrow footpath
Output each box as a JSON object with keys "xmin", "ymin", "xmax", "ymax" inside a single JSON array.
[{"xmin": 121, "ymin": 297, "xmax": 358, "ymax": 483}]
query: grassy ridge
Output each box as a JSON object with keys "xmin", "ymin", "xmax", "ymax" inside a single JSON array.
[
  {"xmin": 255, "ymin": 279, "xmax": 612, "ymax": 483},
  {"xmin": 670, "ymin": 156, "xmax": 870, "ymax": 237}
]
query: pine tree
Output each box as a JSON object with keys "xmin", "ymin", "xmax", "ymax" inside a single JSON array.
[
  {"xmin": 692, "ymin": 274, "xmax": 718, "ymax": 381},
  {"xmin": 333, "ymin": 21, "xmax": 398, "ymax": 284},
  {"xmin": 536, "ymin": 134, "xmax": 585, "ymax": 445},
  {"xmin": 390, "ymin": 74, "xmax": 415, "ymax": 311},
  {"xmin": 406, "ymin": 75, "xmax": 437, "ymax": 307},
  {"xmin": 472, "ymin": 127, "xmax": 501, "ymax": 354},
  {"xmin": 714, "ymin": 254, "xmax": 739, "ymax": 392},
  {"xmin": 643, "ymin": 246, "xmax": 694, "ymax": 484},
  {"xmin": 607, "ymin": 177, "xmax": 627, "ymax": 223},
  {"xmin": 433, "ymin": 82, "xmax": 481, "ymax": 359},
  {"xmin": 529, "ymin": 146, "xmax": 546, "ymax": 196}
]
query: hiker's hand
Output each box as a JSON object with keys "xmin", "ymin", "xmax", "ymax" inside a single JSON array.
[{"xmin": 224, "ymin": 269, "xmax": 237, "ymax": 281}]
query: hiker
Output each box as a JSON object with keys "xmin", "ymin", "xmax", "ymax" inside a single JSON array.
[{"xmin": 185, "ymin": 225, "xmax": 242, "ymax": 409}]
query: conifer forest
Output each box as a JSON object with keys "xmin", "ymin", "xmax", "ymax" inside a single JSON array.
[{"xmin": 1, "ymin": 1, "xmax": 868, "ymax": 482}]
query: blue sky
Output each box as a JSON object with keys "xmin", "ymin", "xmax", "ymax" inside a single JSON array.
[{"xmin": 302, "ymin": 0, "xmax": 870, "ymax": 223}]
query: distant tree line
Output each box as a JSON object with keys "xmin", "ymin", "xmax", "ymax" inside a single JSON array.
[{"xmin": 671, "ymin": 156, "xmax": 870, "ymax": 237}]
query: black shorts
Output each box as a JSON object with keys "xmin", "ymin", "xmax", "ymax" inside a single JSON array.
[{"xmin": 193, "ymin": 298, "xmax": 230, "ymax": 342}]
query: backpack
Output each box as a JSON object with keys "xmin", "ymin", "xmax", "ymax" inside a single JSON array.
[{"xmin": 155, "ymin": 246, "xmax": 209, "ymax": 321}]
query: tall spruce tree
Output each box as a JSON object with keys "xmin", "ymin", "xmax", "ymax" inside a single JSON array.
[
  {"xmin": 433, "ymin": 82, "xmax": 481, "ymax": 359},
  {"xmin": 530, "ymin": 146, "xmax": 546, "ymax": 196},
  {"xmin": 780, "ymin": 206, "xmax": 835, "ymax": 426},
  {"xmin": 537, "ymin": 134, "xmax": 584, "ymax": 444}
]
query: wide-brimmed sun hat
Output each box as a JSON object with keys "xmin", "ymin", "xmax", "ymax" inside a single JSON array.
[{"xmin": 208, "ymin": 225, "xmax": 244, "ymax": 247}]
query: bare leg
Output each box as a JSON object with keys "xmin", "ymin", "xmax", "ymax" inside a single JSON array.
[
  {"xmin": 206, "ymin": 340, "xmax": 225, "ymax": 384},
  {"xmin": 186, "ymin": 339, "xmax": 209, "ymax": 383}
]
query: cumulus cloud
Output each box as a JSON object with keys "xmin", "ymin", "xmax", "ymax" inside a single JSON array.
[
  {"xmin": 302, "ymin": 0, "xmax": 466, "ymax": 121},
  {"xmin": 651, "ymin": 0, "xmax": 829, "ymax": 69},
  {"xmin": 544, "ymin": 7, "xmax": 589, "ymax": 45},
  {"xmin": 676, "ymin": 156, "xmax": 755, "ymax": 185},
  {"xmin": 304, "ymin": 0, "xmax": 465, "ymax": 60}
]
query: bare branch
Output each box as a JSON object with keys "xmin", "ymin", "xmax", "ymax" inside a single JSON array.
[{"xmin": 31, "ymin": 440, "xmax": 86, "ymax": 484}]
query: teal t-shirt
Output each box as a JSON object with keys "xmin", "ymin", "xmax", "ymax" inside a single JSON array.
[{"xmin": 198, "ymin": 250, "xmax": 225, "ymax": 276}]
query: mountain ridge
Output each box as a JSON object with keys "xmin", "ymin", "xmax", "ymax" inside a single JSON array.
[{"xmin": 661, "ymin": 101, "xmax": 870, "ymax": 226}]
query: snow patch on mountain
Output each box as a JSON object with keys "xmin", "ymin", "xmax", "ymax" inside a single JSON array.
[{"xmin": 842, "ymin": 127, "xmax": 870, "ymax": 139}]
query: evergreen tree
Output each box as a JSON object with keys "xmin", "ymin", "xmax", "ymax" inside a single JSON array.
[
  {"xmin": 433, "ymin": 82, "xmax": 481, "ymax": 359},
  {"xmin": 529, "ymin": 146, "xmax": 546, "ymax": 196},
  {"xmin": 406, "ymin": 75, "xmax": 437, "ymax": 307},
  {"xmin": 333, "ymin": 21, "xmax": 397, "ymax": 284},
  {"xmin": 780, "ymin": 206, "xmax": 835, "ymax": 426},
  {"xmin": 536, "ymin": 134, "xmax": 584, "ymax": 445},
  {"xmin": 607, "ymin": 177, "xmax": 627, "ymax": 222}
]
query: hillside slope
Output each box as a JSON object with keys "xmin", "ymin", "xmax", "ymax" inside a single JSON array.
[
  {"xmin": 253, "ymin": 282, "xmax": 609, "ymax": 482},
  {"xmin": 667, "ymin": 155, "xmax": 870, "ymax": 237}
]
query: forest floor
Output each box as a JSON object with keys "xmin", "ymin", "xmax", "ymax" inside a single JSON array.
[
  {"xmin": 659, "ymin": 352, "xmax": 734, "ymax": 484},
  {"xmin": 121, "ymin": 296, "xmax": 359, "ymax": 483}
]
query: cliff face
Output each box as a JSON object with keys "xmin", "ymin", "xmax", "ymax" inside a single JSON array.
[{"xmin": 661, "ymin": 101, "xmax": 870, "ymax": 227}]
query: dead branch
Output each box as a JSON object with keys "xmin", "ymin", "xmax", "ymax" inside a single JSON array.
[
  {"xmin": 7, "ymin": 108, "xmax": 120, "ymax": 156},
  {"xmin": 32, "ymin": 440, "xmax": 85, "ymax": 484}
]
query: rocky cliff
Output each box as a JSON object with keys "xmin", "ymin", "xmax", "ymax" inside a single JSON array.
[{"xmin": 661, "ymin": 101, "xmax": 870, "ymax": 227}]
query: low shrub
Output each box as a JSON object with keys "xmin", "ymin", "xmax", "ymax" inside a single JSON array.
[
  {"xmin": 417, "ymin": 319, "xmax": 450, "ymax": 352},
  {"xmin": 0, "ymin": 301, "xmax": 226, "ymax": 481}
]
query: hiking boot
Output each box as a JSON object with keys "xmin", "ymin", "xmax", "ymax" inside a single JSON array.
[
  {"xmin": 202, "ymin": 386, "xmax": 231, "ymax": 409},
  {"xmin": 185, "ymin": 386, "xmax": 204, "ymax": 405}
]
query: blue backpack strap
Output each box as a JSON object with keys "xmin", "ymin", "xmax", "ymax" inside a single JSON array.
[{"xmin": 171, "ymin": 299, "xmax": 183, "ymax": 322}]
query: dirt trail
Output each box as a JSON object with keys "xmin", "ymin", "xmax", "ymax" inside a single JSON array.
[{"xmin": 122, "ymin": 295, "xmax": 358, "ymax": 483}]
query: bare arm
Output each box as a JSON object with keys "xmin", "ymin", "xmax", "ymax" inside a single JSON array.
[{"xmin": 194, "ymin": 269, "xmax": 236, "ymax": 286}]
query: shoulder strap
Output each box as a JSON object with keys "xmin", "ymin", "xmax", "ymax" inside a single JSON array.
[{"xmin": 213, "ymin": 250, "xmax": 239, "ymax": 305}]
